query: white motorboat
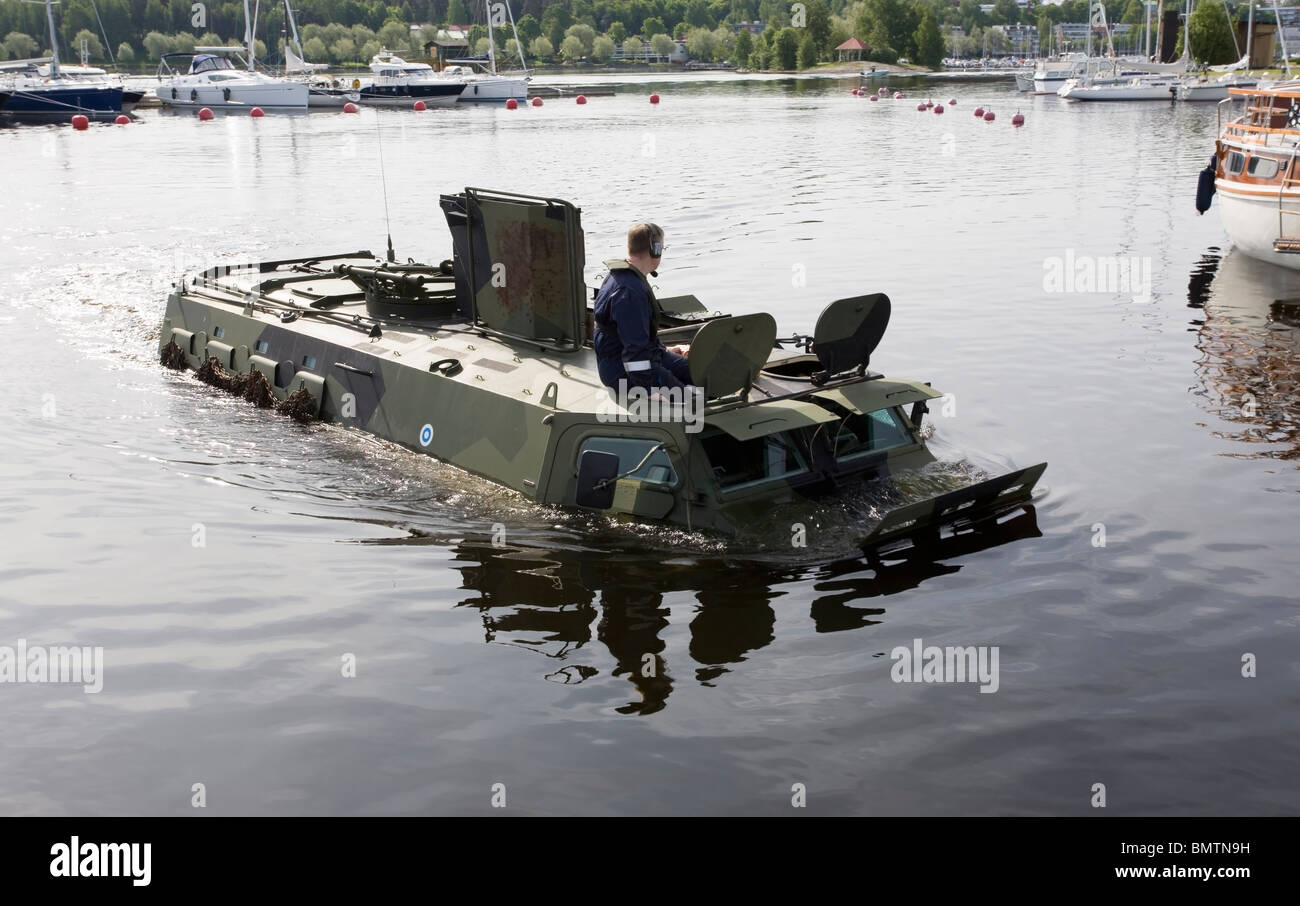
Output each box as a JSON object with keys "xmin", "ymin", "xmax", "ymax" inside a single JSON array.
[
  {"xmin": 1032, "ymin": 53, "xmax": 1089, "ymax": 94},
  {"xmin": 279, "ymin": 0, "xmax": 358, "ymax": 108},
  {"xmin": 0, "ymin": 0, "xmax": 124, "ymax": 116},
  {"xmin": 155, "ymin": 0, "xmax": 308, "ymax": 109},
  {"xmin": 155, "ymin": 49, "xmax": 308, "ymax": 109},
  {"xmin": 357, "ymin": 52, "xmax": 465, "ymax": 107}
]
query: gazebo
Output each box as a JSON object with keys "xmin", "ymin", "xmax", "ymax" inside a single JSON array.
[{"xmin": 836, "ymin": 37, "xmax": 866, "ymax": 62}]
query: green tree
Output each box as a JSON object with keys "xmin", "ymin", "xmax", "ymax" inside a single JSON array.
[
  {"xmin": 734, "ymin": 29, "xmax": 753, "ymax": 63},
  {"xmin": 3, "ymin": 31, "xmax": 39, "ymax": 60},
  {"xmin": 116, "ymin": 41, "xmax": 134, "ymax": 62},
  {"xmin": 304, "ymin": 36, "xmax": 327, "ymax": 61},
  {"xmin": 775, "ymin": 26, "xmax": 797, "ymax": 68},
  {"xmin": 515, "ymin": 14, "xmax": 542, "ymax": 47},
  {"xmin": 914, "ymin": 9, "xmax": 943, "ymax": 68},
  {"xmin": 796, "ymin": 30, "xmax": 816, "ymax": 68},
  {"xmin": 447, "ymin": 0, "xmax": 469, "ymax": 23},
  {"xmin": 1181, "ymin": 0, "xmax": 1236, "ymax": 64},
  {"xmin": 142, "ymin": 30, "xmax": 170, "ymax": 60},
  {"xmin": 529, "ymin": 35, "xmax": 554, "ymax": 58},
  {"xmin": 560, "ymin": 33, "xmax": 585, "ymax": 59},
  {"xmin": 642, "ymin": 16, "xmax": 666, "ymax": 39},
  {"xmin": 650, "ymin": 32, "xmax": 675, "ymax": 56},
  {"xmin": 332, "ymin": 37, "xmax": 357, "ymax": 61},
  {"xmin": 565, "ymin": 22, "xmax": 596, "ymax": 54},
  {"xmin": 609, "ymin": 21, "xmax": 626, "ymax": 44},
  {"xmin": 991, "ymin": 0, "xmax": 1018, "ymax": 25},
  {"xmin": 685, "ymin": 25, "xmax": 716, "ymax": 59},
  {"xmin": 623, "ymin": 35, "xmax": 643, "ymax": 57},
  {"xmin": 806, "ymin": 0, "xmax": 831, "ymax": 56},
  {"xmin": 592, "ymin": 33, "xmax": 615, "ymax": 59},
  {"xmin": 543, "ymin": 4, "xmax": 574, "ymax": 49}
]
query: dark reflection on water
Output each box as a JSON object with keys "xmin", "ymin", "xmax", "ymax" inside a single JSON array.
[
  {"xmin": 447, "ymin": 505, "xmax": 1040, "ymax": 715},
  {"xmin": 1191, "ymin": 248, "xmax": 1300, "ymax": 460}
]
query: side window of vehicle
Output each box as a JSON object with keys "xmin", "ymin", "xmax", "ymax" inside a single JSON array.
[{"xmin": 579, "ymin": 437, "xmax": 676, "ymax": 485}]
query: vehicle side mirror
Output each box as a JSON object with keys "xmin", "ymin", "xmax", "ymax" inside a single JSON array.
[{"xmin": 576, "ymin": 450, "xmax": 620, "ymax": 509}]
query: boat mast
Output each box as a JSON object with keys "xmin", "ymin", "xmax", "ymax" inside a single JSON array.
[
  {"xmin": 244, "ymin": 0, "xmax": 255, "ymax": 71},
  {"xmin": 1246, "ymin": 0, "xmax": 1254, "ymax": 69},
  {"xmin": 1272, "ymin": 1, "xmax": 1291, "ymax": 76},
  {"xmin": 44, "ymin": 0, "xmax": 60, "ymax": 77},
  {"xmin": 284, "ymin": 0, "xmax": 305, "ymax": 63},
  {"xmin": 485, "ymin": 0, "xmax": 497, "ymax": 75},
  {"xmin": 1144, "ymin": 0, "xmax": 1152, "ymax": 58},
  {"xmin": 503, "ymin": 0, "xmax": 528, "ymax": 74}
]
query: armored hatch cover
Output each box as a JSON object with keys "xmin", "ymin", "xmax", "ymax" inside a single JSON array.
[
  {"xmin": 813, "ymin": 293, "xmax": 891, "ymax": 377},
  {"xmin": 688, "ymin": 312, "xmax": 777, "ymax": 400}
]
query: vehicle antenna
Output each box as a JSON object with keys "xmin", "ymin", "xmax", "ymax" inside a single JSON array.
[{"xmin": 374, "ymin": 110, "xmax": 396, "ymax": 262}]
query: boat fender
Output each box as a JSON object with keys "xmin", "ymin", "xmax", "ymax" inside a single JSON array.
[
  {"xmin": 171, "ymin": 87, "xmax": 177, "ymax": 100},
  {"xmin": 223, "ymin": 87, "xmax": 231, "ymax": 101},
  {"xmin": 190, "ymin": 88, "xmax": 198, "ymax": 102},
  {"xmin": 1196, "ymin": 154, "xmax": 1217, "ymax": 215},
  {"xmin": 430, "ymin": 358, "xmax": 463, "ymax": 377}
]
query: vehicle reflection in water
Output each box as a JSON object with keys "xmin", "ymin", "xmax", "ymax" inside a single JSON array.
[
  {"xmin": 1190, "ymin": 247, "xmax": 1300, "ymax": 460},
  {"xmin": 440, "ymin": 504, "xmax": 1041, "ymax": 715}
]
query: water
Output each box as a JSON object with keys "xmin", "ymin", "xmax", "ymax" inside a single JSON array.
[{"xmin": 2, "ymin": 74, "xmax": 1298, "ymax": 816}]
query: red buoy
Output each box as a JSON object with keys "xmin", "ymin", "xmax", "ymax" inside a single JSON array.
[
  {"xmin": 576, "ymin": 94, "xmax": 587, "ymax": 104},
  {"xmin": 973, "ymin": 107, "xmax": 985, "ymax": 117},
  {"xmin": 934, "ymin": 104, "xmax": 944, "ymax": 114},
  {"xmin": 1012, "ymin": 112, "xmax": 1025, "ymax": 126},
  {"xmin": 983, "ymin": 110, "xmax": 996, "ymax": 122},
  {"xmin": 71, "ymin": 114, "xmax": 89, "ymax": 130},
  {"xmin": 113, "ymin": 114, "xmax": 129, "ymax": 125},
  {"xmin": 916, "ymin": 102, "xmax": 926, "ymax": 111},
  {"xmin": 531, "ymin": 96, "xmax": 543, "ymax": 106},
  {"xmin": 649, "ymin": 93, "xmax": 660, "ymax": 104},
  {"xmin": 893, "ymin": 91, "xmax": 902, "ymax": 99},
  {"xmin": 869, "ymin": 94, "xmax": 878, "ymax": 102},
  {"xmin": 197, "ymin": 107, "xmax": 214, "ymax": 121},
  {"xmin": 342, "ymin": 102, "xmax": 358, "ymax": 114},
  {"xmin": 505, "ymin": 98, "xmax": 518, "ymax": 109},
  {"xmin": 250, "ymin": 106, "xmax": 264, "ymax": 117},
  {"xmin": 413, "ymin": 100, "xmax": 426, "ymax": 111},
  {"xmin": 948, "ymin": 98, "xmax": 957, "ymax": 106}
]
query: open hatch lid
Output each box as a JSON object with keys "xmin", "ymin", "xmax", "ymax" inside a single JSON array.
[
  {"xmin": 440, "ymin": 188, "xmax": 587, "ymax": 351},
  {"xmin": 814, "ymin": 378, "xmax": 941, "ymax": 415}
]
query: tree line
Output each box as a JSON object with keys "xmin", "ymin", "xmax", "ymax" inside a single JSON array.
[{"xmin": 0, "ymin": 0, "xmax": 1261, "ymax": 70}]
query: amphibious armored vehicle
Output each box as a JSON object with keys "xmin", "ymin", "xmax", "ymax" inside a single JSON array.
[{"xmin": 158, "ymin": 187, "xmax": 1045, "ymax": 552}]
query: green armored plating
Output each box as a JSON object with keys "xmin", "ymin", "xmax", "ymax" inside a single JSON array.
[{"xmin": 158, "ymin": 187, "xmax": 1046, "ymax": 552}]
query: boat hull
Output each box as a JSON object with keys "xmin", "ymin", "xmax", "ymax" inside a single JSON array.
[
  {"xmin": 1, "ymin": 84, "xmax": 123, "ymax": 114},
  {"xmin": 155, "ymin": 79, "xmax": 308, "ymax": 109},
  {"xmin": 357, "ymin": 83, "xmax": 463, "ymax": 107},
  {"xmin": 1059, "ymin": 82, "xmax": 1178, "ymax": 101},
  {"xmin": 1217, "ymin": 184, "xmax": 1300, "ymax": 272},
  {"xmin": 456, "ymin": 77, "xmax": 528, "ymax": 103}
]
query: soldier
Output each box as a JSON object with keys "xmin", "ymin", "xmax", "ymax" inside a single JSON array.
[{"xmin": 593, "ymin": 223, "xmax": 692, "ymax": 392}]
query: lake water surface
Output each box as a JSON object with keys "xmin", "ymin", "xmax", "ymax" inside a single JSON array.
[{"xmin": 1, "ymin": 72, "xmax": 1297, "ymax": 815}]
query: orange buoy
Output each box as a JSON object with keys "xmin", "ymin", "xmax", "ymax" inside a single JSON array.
[
  {"xmin": 983, "ymin": 110, "xmax": 996, "ymax": 122},
  {"xmin": 576, "ymin": 94, "xmax": 587, "ymax": 104},
  {"xmin": 531, "ymin": 96, "xmax": 543, "ymax": 106},
  {"xmin": 505, "ymin": 98, "xmax": 518, "ymax": 109},
  {"xmin": 71, "ymin": 114, "xmax": 89, "ymax": 130},
  {"xmin": 973, "ymin": 107, "xmax": 984, "ymax": 117},
  {"xmin": 1012, "ymin": 112, "xmax": 1025, "ymax": 126},
  {"xmin": 197, "ymin": 107, "xmax": 214, "ymax": 121},
  {"xmin": 413, "ymin": 100, "xmax": 426, "ymax": 111},
  {"xmin": 934, "ymin": 104, "xmax": 944, "ymax": 114},
  {"xmin": 649, "ymin": 93, "xmax": 660, "ymax": 104},
  {"xmin": 250, "ymin": 106, "xmax": 264, "ymax": 117},
  {"xmin": 114, "ymin": 114, "xmax": 129, "ymax": 125},
  {"xmin": 343, "ymin": 102, "xmax": 358, "ymax": 114}
]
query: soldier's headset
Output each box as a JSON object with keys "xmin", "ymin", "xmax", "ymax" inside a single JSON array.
[{"xmin": 648, "ymin": 224, "xmax": 664, "ymax": 258}]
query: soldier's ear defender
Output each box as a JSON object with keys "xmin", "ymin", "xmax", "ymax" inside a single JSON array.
[{"xmin": 649, "ymin": 224, "xmax": 663, "ymax": 258}]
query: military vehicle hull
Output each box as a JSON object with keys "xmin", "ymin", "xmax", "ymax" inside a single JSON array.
[{"xmin": 158, "ymin": 188, "xmax": 1046, "ymax": 549}]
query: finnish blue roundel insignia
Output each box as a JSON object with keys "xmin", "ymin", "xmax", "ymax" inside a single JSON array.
[
  {"xmin": 1289, "ymin": 100, "xmax": 1300, "ymax": 129},
  {"xmin": 419, "ymin": 424, "xmax": 433, "ymax": 447}
]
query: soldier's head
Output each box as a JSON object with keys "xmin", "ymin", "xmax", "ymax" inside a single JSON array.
[{"xmin": 626, "ymin": 222, "xmax": 665, "ymax": 275}]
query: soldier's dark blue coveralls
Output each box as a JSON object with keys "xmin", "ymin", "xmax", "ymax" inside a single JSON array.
[{"xmin": 592, "ymin": 260, "xmax": 692, "ymax": 391}]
